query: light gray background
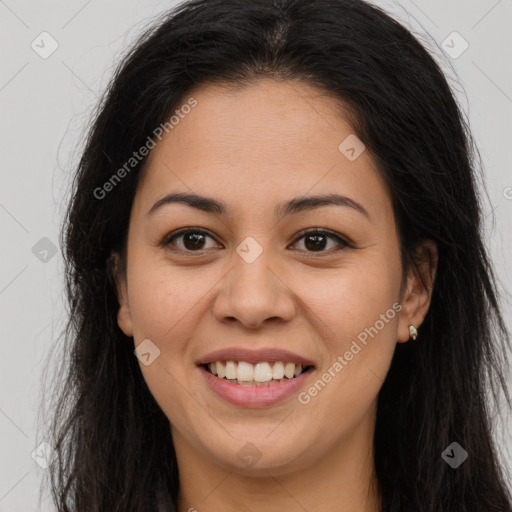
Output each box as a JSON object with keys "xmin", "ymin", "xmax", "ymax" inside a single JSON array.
[{"xmin": 0, "ymin": 1, "xmax": 511, "ymax": 510}]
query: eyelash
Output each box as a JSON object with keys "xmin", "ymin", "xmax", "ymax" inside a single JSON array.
[{"xmin": 160, "ymin": 227, "xmax": 354, "ymax": 256}]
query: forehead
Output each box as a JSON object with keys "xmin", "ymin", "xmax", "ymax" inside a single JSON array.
[{"xmin": 134, "ymin": 79, "xmax": 391, "ymax": 222}]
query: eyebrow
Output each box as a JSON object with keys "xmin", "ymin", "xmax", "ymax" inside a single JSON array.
[{"xmin": 147, "ymin": 191, "xmax": 370, "ymax": 220}]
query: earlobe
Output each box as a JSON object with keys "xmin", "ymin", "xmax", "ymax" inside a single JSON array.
[
  {"xmin": 108, "ymin": 251, "xmax": 134, "ymax": 338},
  {"xmin": 117, "ymin": 305, "xmax": 134, "ymax": 338},
  {"xmin": 397, "ymin": 240, "xmax": 438, "ymax": 343}
]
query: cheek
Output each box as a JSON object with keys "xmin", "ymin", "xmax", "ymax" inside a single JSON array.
[
  {"xmin": 293, "ymin": 258, "xmax": 400, "ymax": 344},
  {"xmin": 294, "ymin": 264, "xmax": 399, "ymax": 435},
  {"xmin": 126, "ymin": 254, "xmax": 208, "ymax": 341}
]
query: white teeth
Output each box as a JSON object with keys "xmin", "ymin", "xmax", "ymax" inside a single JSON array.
[
  {"xmin": 254, "ymin": 362, "xmax": 273, "ymax": 382},
  {"xmin": 272, "ymin": 361, "xmax": 285, "ymax": 379},
  {"xmin": 215, "ymin": 361, "xmax": 226, "ymax": 378},
  {"xmin": 284, "ymin": 362, "xmax": 295, "ymax": 379},
  {"xmin": 237, "ymin": 361, "xmax": 254, "ymax": 382},
  {"xmin": 228, "ymin": 379, "xmax": 286, "ymax": 386},
  {"xmin": 225, "ymin": 361, "xmax": 237, "ymax": 380},
  {"xmin": 205, "ymin": 360, "xmax": 310, "ymax": 383}
]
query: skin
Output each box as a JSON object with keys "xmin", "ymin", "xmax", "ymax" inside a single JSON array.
[{"xmin": 113, "ymin": 79, "xmax": 437, "ymax": 512}]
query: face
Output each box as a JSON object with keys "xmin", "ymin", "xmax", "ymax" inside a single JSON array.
[{"xmin": 113, "ymin": 79, "xmax": 436, "ymax": 476}]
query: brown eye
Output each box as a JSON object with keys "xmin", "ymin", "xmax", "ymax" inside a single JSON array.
[
  {"xmin": 161, "ymin": 227, "xmax": 352, "ymax": 255},
  {"xmin": 163, "ymin": 228, "xmax": 220, "ymax": 252},
  {"xmin": 290, "ymin": 229, "xmax": 350, "ymax": 254}
]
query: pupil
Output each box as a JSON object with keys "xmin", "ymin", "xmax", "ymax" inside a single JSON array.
[
  {"xmin": 184, "ymin": 233, "xmax": 205, "ymax": 250},
  {"xmin": 305, "ymin": 234, "xmax": 326, "ymax": 251}
]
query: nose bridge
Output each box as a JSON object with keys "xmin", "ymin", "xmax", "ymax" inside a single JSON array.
[{"xmin": 213, "ymin": 236, "xmax": 296, "ymax": 328}]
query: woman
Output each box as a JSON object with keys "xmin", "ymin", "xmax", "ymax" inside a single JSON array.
[{"xmin": 40, "ymin": 0, "xmax": 512, "ymax": 510}]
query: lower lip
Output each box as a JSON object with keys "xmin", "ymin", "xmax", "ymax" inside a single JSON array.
[{"xmin": 198, "ymin": 365, "xmax": 315, "ymax": 408}]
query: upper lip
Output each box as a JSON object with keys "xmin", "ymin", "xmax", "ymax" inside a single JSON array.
[{"xmin": 195, "ymin": 347, "xmax": 316, "ymax": 367}]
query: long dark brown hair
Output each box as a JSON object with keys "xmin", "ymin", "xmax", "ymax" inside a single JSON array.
[{"xmin": 39, "ymin": 0, "xmax": 512, "ymax": 510}]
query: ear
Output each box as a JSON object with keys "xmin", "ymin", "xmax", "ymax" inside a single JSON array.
[
  {"xmin": 108, "ymin": 251, "xmax": 134, "ymax": 337},
  {"xmin": 397, "ymin": 240, "xmax": 438, "ymax": 343}
]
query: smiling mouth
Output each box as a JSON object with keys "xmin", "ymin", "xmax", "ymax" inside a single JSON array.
[{"xmin": 201, "ymin": 360, "xmax": 315, "ymax": 386}]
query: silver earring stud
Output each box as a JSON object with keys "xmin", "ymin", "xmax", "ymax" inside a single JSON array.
[{"xmin": 408, "ymin": 324, "xmax": 418, "ymax": 340}]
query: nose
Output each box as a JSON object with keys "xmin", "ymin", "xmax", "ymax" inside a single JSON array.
[{"xmin": 212, "ymin": 249, "xmax": 296, "ymax": 329}]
